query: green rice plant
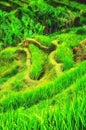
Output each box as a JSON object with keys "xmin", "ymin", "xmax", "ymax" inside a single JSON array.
[
  {"xmin": 29, "ymin": 44, "xmax": 48, "ymax": 80},
  {"xmin": 0, "ymin": 8, "xmax": 44, "ymax": 48},
  {"xmin": 0, "ymin": 47, "xmax": 16, "ymax": 63},
  {"xmin": 0, "ymin": 11, "xmax": 23, "ymax": 47},
  {"xmin": 0, "ymin": 60, "xmax": 86, "ymax": 112},
  {"xmin": 0, "ymin": 48, "xmax": 19, "ymax": 79},
  {"xmin": 56, "ymin": 45, "xmax": 74, "ymax": 70},
  {"xmin": 27, "ymin": 76, "xmax": 86, "ymax": 129},
  {"xmin": 70, "ymin": 1, "xmax": 86, "ymax": 13},
  {"xmin": 0, "ymin": 2, "xmax": 86, "ymax": 129},
  {"xmin": 75, "ymin": 75, "xmax": 86, "ymax": 92},
  {"xmin": 0, "ymin": 75, "xmax": 86, "ymax": 130},
  {"xmin": 0, "ymin": 0, "xmax": 84, "ymax": 49},
  {"xmin": 81, "ymin": 16, "xmax": 86, "ymax": 25},
  {"xmin": 0, "ymin": 77, "xmax": 8, "ymax": 85},
  {"xmin": 0, "ymin": 72, "xmax": 86, "ymax": 130},
  {"xmin": 0, "ymin": 61, "xmax": 19, "ymax": 78},
  {"xmin": 0, "ymin": 48, "xmax": 27, "ymax": 89},
  {"xmin": 56, "ymin": 32, "xmax": 86, "ymax": 48},
  {"xmin": 12, "ymin": 79, "xmax": 26, "ymax": 91},
  {"xmin": 75, "ymin": 26, "xmax": 86, "ymax": 34},
  {"xmin": 35, "ymin": 35, "xmax": 52, "ymax": 47}
]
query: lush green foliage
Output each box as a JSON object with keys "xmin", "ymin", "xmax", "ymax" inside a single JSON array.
[
  {"xmin": 0, "ymin": 0, "xmax": 86, "ymax": 49},
  {"xmin": 0, "ymin": 72, "xmax": 86, "ymax": 130},
  {"xmin": 54, "ymin": 31, "xmax": 86, "ymax": 48},
  {"xmin": 0, "ymin": 0, "xmax": 86, "ymax": 130},
  {"xmin": 0, "ymin": 60, "xmax": 86, "ymax": 112},
  {"xmin": 56, "ymin": 45, "xmax": 74, "ymax": 70},
  {"xmin": 29, "ymin": 44, "xmax": 48, "ymax": 80},
  {"xmin": 35, "ymin": 35, "xmax": 52, "ymax": 47}
]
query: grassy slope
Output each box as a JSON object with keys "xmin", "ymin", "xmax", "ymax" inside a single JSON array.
[
  {"xmin": 0, "ymin": 0, "xmax": 86, "ymax": 130},
  {"xmin": 0, "ymin": 29, "xmax": 86, "ymax": 130}
]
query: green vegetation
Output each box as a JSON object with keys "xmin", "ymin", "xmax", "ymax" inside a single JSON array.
[
  {"xmin": 0, "ymin": 0, "xmax": 86, "ymax": 130},
  {"xmin": 29, "ymin": 44, "xmax": 48, "ymax": 80},
  {"xmin": 35, "ymin": 35, "xmax": 52, "ymax": 47},
  {"xmin": 56, "ymin": 45, "xmax": 74, "ymax": 70},
  {"xmin": 52, "ymin": 31, "xmax": 86, "ymax": 47}
]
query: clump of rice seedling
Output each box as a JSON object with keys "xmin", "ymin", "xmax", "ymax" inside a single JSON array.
[
  {"xmin": 35, "ymin": 35, "xmax": 52, "ymax": 47},
  {"xmin": 56, "ymin": 32, "xmax": 86, "ymax": 47},
  {"xmin": 75, "ymin": 26, "xmax": 86, "ymax": 34},
  {"xmin": 12, "ymin": 79, "xmax": 25, "ymax": 91},
  {"xmin": 56, "ymin": 45, "xmax": 74, "ymax": 70},
  {"xmin": 29, "ymin": 44, "xmax": 48, "ymax": 80},
  {"xmin": 0, "ymin": 60, "xmax": 86, "ymax": 112},
  {"xmin": 0, "ymin": 47, "xmax": 16, "ymax": 64}
]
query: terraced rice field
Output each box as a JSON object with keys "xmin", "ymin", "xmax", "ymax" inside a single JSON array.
[{"xmin": 0, "ymin": 0, "xmax": 86, "ymax": 130}]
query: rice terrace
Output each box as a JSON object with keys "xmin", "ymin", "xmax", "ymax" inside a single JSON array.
[{"xmin": 0, "ymin": 0, "xmax": 86, "ymax": 130}]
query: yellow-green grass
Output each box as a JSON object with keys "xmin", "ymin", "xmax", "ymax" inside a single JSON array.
[
  {"xmin": 0, "ymin": 60, "xmax": 86, "ymax": 112},
  {"xmin": 0, "ymin": 62, "xmax": 19, "ymax": 87},
  {"xmin": 51, "ymin": 30, "xmax": 86, "ymax": 48},
  {"xmin": 0, "ymin": 47, "xmax": 28, "ymax": 91},
  {"xmin": 29, "ymin": 44, "xmax": 48, "ymax": 80},
  {"xmin": 70, "ymin": 1, "xmax": 86, "ymax": 13},
  {"xmin": 56, "ymin": 44, "xmax": 74, "ymax": 70},
  {"xmin": 0, "ymin": 48, "xmax": 19, "ymax": 86},
  {"xmin": 0, "ymin": 47, "xmax": 17, "ymax": 61},
  {"xmin": 35, "ymin": 35, "xmax": 52, "ymax": 47},
  {"xmin": 0, "ymin": 74, "xmax": 86, "ymax": 130},
  {"xmin": 0, "ymin": 64, "xmax": 27, "ymax": 92},
  {"xmin": 0, "ymin": 1, "xmax": 86, "ymax": 129}
]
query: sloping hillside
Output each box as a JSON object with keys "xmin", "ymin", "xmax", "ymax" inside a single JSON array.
[{"xmin": 0, "ymin": 0, "xmax": 86, "ymax": 130}]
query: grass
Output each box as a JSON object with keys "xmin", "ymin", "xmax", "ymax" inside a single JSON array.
[
  {"xmin": 51, "ymin": 30, "xmax": 86, "ymax": 48},
  {"xmin": 0, "ymin": 67, "xmax": 27, "ymax": 92},
  {"xmin": 0, "ymin": 60, "xmax": 86, "ymax": 112},
  {"xmin": 29, "ymin": 44, "xmax": 48, "ymax": 80},
  {"xmin": 0, "ymin": 28, "xmax": 86, "ymax": 129},
  {"xmin": 0, "ymin": 47, "xmax": 19, "ymax": 87},
  {"xmin": 70, "ymin": 1, "xmax": 86, "ymax": 13},
  {"xmin": 56, "ymin": 44, "xmax": 74, "ymax": 70},
  {"xmin": 11, "ymin": 79, "xmax": 26, "ymax": 91},
  {"xmin": 0, "ymin": 47, "xmax": 28, "ymax": 91},
  {"xmin": 0, "ymin": 61, "xmax": 19, "ymax": 78},
  {"xmin": 35, "ymin": 35, "xmax": 52, "ymax": 47},
  {"xmin": 0, "ymin": 47, "xmax": 16, "ymax": 63},
  {"xmin": 0, "ymin": 0, "xmax": 86, "ymax": 129},
  {"xmin": 0, "ymin": 74, "xmax": 86, "ymax": 130}
]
